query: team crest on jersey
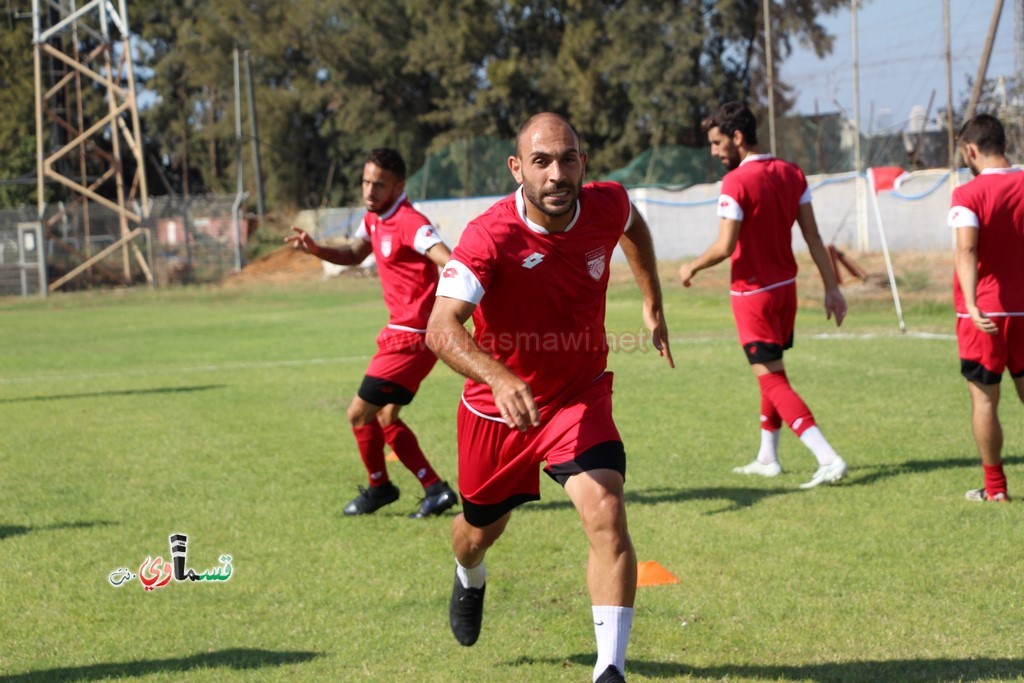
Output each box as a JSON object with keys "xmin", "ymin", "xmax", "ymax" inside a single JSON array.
[
  {"xmin": 585, "ymin": 247, "xmax": 605, "ymax": 280},
  {"xmin": 380, "ymin": 235, "xmax": 393, "ymax": 258}
]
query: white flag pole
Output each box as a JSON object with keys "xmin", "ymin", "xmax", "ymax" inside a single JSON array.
[{"xmin": 868, "ymin": 169, "xmax": 907, "ymax": 332}]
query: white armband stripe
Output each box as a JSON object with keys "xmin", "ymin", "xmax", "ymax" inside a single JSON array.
[
  {"xmin": 948, "ymin": 205, "xmax": 979, "ymax": 229},
  {"xmin": 436, "ymin": 259, "xmax": 485, "ymax": 304},
  {"xmin": 413, "ymin": 224, "xmax": 445, "ymax": 255},
  {"xmin": 717, "ymin": 193, "xmax": 743, "ymax": 221}
]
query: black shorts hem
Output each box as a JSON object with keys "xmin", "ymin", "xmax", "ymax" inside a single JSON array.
[
  {"xmin": 358, "ymin": 375, "xmax": 415, "ymax": 406},
  {"xmin": 462, "ymin": 493, "xmax": 539, "ymax": 528},
  {"xmin": 543, "ymin": 440, "xmax": 626, "ymax": 487},
  {"xmin": 961, "ymin": 359, "xmax": 1002, "ymax": 385},
  {"xmin": 743, "ymin": 336, "xmax": 792, "ymax": 364}
]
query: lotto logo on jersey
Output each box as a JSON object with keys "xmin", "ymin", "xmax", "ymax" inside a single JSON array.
[
  {"xmin": 522, "ymin": 252, "xmax": 545, "ymax": 269},
  {"xmin": 586, "ymin": 247, "xmax": 606, "ymax": 280}
]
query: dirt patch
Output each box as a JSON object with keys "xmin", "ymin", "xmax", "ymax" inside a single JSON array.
[{"xmin": 223, "ymin": 245, "xmax": 328, "ymax": 285}]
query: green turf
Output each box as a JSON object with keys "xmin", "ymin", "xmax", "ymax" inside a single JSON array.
[{"xmin": 1, "ymin": 267, "xmax": 1021, "ymax": 682}]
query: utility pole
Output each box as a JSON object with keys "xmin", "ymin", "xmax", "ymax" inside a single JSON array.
[
  {"xmin": 965, "ymin": 0, "xmax": 1004, "ymax": 120},
  {"xmin": 852, "ymin": 0, "xmax": 867, "ymax": 251},
  {"xmin": 762, "ymin": 0, "xmax": 777, "ymax": 155},
  {"xmin": 245, "ymin": 51, "xmax": 265, "ymax": 228},
  {"xmin": 945, "ymin": 0, "xmax": 956, "ymax": 173}
]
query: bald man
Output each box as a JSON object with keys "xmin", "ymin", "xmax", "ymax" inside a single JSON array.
[{"xmin": 427, "ymin": 112, "xmax": 674, "ymax": 683}]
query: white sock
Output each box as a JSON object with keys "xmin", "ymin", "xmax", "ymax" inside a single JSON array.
[
  {"xmin": 456, "ymin": 559, "xmax": 486, "ymax": 589},
  {"xmin": 592, "ymin": 605, "xmax": 632, "ymax": 681},
  {"xmin": 799, "ymin": 426, "xmax": 839, "ymax": 466},
  {"xmin": 757, "ymin": 428, "xmax": 780, "ymax": 465}
]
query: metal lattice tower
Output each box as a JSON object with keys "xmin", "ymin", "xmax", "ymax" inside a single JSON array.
[{"xmin": 32, "ymin": 0, "xmax": 151, "ymax": 291}]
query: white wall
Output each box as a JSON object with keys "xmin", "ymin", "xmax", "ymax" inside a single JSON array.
[{"xmin": 302, "ymin": 167, "xmax": 968, "ymax": 268}]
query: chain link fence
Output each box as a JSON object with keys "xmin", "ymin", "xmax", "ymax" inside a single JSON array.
[{"xmin": 0, "ymin": 195, "xmax": 249, "ymax": 296}]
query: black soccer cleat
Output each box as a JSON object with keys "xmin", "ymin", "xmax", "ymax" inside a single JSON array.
[
  {"xmin": 449, "ymin": 573, "xmax": 485, "ymax": 646},
  {"xmin": 409, "ymin": 481, "xmax": 459, "ymax": 519},
  {"xmin": 596, "ymin": 664, "xmax": 627, "ymax": 683},
  {"xmin": 342, "ymin": 482, "xmax": 400, "ymax": 516}
]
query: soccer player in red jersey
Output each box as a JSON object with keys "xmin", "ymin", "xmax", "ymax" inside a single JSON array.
[
  {"xmin": 286, "ymin": 148, "xmax": 458, "ymax": 519},
  {"xmin": 679, "ymin": 102, "xmax": 848, "ymax": 489},
  {"xmin": 948, "ymin": 114, "xmax": 1024, "ymax": 503},
  {"xmin": 427, "ymin": 113, "xmax": 673, "ymax": 683}
]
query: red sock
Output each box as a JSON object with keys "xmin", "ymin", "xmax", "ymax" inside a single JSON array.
[
  {"xmin": 758, "ymin": 371, "xmax": 816, "ymax": 436},
  {"xmin": 352, "ymin": 423, "xmax": 388, "ymax": 486},
  {"xmin": 382, "ymin": 420, "xmax": 439, "ymax": 488},
  {"xmin": 983, "ymin": 463, "xmax": 1008, "ymax": 498},
  {"xmin": 760, "ymin": 387, "xmax": 783, "ymax": 431}
]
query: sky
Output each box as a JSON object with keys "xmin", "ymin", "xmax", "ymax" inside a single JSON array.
[{"xmin": 782, "ymin": 0, "xmax": 1019, "ymax": 132}]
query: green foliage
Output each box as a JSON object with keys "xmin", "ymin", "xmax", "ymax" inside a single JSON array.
[
  {"xmin": 1, "ymin": 261, "xmax": 1023, "ymax": 681},
  {"xmin": 127, "ymin": 0, "xmax": 854, "ymax": 209}
]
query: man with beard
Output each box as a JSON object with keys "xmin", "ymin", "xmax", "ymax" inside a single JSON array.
[
  {"xmin": 948, "ymin": 113, "xmax": 1024, "ymax": 503},
  {"xmin": 427, "ymin": 112, "xmax": 674, "ymax": 683},
  {"xmin": 286, "ymin": 148, "xmax": 458, "ymax": 519},
  {"xmin": 678, "ymin": 101, "xmax": 848, "ymax": 489}
]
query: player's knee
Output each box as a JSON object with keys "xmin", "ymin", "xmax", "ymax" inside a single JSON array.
[{"xmin": 580, "ymin": 488, "xmax": 628, "ymax": 539}]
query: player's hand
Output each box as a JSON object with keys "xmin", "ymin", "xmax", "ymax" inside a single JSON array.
[
  {"xmin": 644, "ymin": 306, "xmax": 675, "ymax": 368},
  {"xmin": 678, "ymin": 263, "xmax": 695, "ymax": 288},
  {"xmin": 825, "ymin": 288, "xmax": 847, "ymax": 327},
  {"xmin": 491, "ymin": 374, "xmax": 540, "ymax": 432},
  {"xmin": 285, "ymin": 227, "xmax": 316, "ymax": 254},
  {"xmin": 969, "ymin": 307, "xmax": 998, "ymax": 335}
]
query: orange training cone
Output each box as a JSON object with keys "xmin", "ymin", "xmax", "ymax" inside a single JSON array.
[
  {"xmin": 385, "ymin": 450, "xmax": 399, "ymax": 462},
  {"xmin": 636, "ymin": 560, "xmax": 680, "ymax": 587}
]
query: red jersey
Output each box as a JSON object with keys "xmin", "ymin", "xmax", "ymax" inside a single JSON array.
[
  {"xmin": 718, "ymin": 154, "xmax": 811, "ymax": 294},
  {"xmin": 355, "ymin": 193, "xmax": 445, "ymax": 331},
  {"xmin": 436, "ymin": 182, "xmax": 632, "ymax": 414},
  {"xmin": 948, "ymin": 168, "xmax": 1024, "ymax": 315}
]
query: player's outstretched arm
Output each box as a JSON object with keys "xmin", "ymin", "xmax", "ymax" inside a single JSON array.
[
  {"xmin": 954, "ymin": 226, "xmax": 998, "ymax": 334},
  {"xmin": 619, "ymin": 207, "xmax": 674, "ymax": 368},
  {"xmin": 796, "ymin": 203, "xmax": 847, "ymax": 326},
  {"xmin": 284, "ymin": 227, "xmax": 373, "ymax": 266},
  {"xmin": 678, "ymin": 217, "xmax": 739, "ymax": 287},
  {"xmin": 426, "ymin": 296, "xmax": 540, "ymax": 430}
]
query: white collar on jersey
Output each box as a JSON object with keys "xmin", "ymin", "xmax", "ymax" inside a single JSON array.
[
  {"xmin": 979, "ymin": 166, "xmax": 1021, "ymax": 175},
  {"xmin": 375, "ymin": 192, "xmax": 407, "ymax": 221},
  {"xmin": 739, "ymin": 153, "xmax": 774, "ymax": 166},
  {"xmin": 515, "ymin": 185, "xmax": 580, "ymax": 234}
]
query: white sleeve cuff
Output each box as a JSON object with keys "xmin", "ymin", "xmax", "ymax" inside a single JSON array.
[
  {"xmin": 717, "ymin": 193, "xmax": 743, "ymax": 221},
  {"xmin": 413, "ymin": 224, "xmax": 446, "ymax": 255},
  {"xmin": 436, "ymin": 259, "xmax": 485, "ymax": 304},
  {"xmin": 353, "ymin": 220, "xmax": 369, "ymax": 241},
  {"xmin": 799, "ymin": 187, "xmax": 812, "ymax": 205},
  {"xmin": 948, "ymin": 205, "xmax": 979, "ymax": 229}
]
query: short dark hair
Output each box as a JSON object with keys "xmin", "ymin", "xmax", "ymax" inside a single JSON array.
[
  {"xmin": 702, "ymin": 101, "xmax": 758, "ymax": 146},
  {"xmin": 958, "ymin": 114, "xmax": 1006, "ymax": 156},
  {"xmin": 366, "ymin": 148, "xmax": 407, "ymax": 180}
]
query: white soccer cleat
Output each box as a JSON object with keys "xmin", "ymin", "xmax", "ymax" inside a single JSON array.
[
  {"xmin": 799, "ymin": 455, "xmax": 848, "ymax": 489},
  {"xmin": 732, "ymin": 460, "xmax": 782, "ymax": 477}
]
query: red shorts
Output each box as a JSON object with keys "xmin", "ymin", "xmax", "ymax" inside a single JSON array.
[
  {"xmin": 730, "ymin": 282, "xmax": 797, "ymax": 363},
  {"xmin": 359, "ymin": 327, "xmax": 437, "ymax": 405},
  {"xmin": 456, "ymin": 372, "xmax": 624, "ymax": 527},
  {"xmin": 958, "ymin": 315, "xmax": 1024, "ymax": 384}
]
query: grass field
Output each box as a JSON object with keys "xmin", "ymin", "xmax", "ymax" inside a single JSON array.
[{"xmin": 1, "ymin": 252, "xmax": 1022, "ymax": 682}]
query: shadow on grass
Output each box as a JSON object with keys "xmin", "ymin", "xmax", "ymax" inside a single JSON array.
[
  {"xmin": 847, "ymin": 454, "xmax": 1023, "ymax": 487},
  {"xmin": 519, "ymin": 486, "xmax": 796, "ymax": 516},
  {"xmin": 0, "ymin": 520, "xmax": 116, "ymax": 542},
  {"xmin": 513, "ymin": 653, "xmax": 1024, "ymax": 681},
  {"xmin": 0, "ymin": 648, "xmax": 320, "ymax": 682},
  {"xmin": 0, "ymin": 384, "xmax": 225, "ymax": 404}
]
